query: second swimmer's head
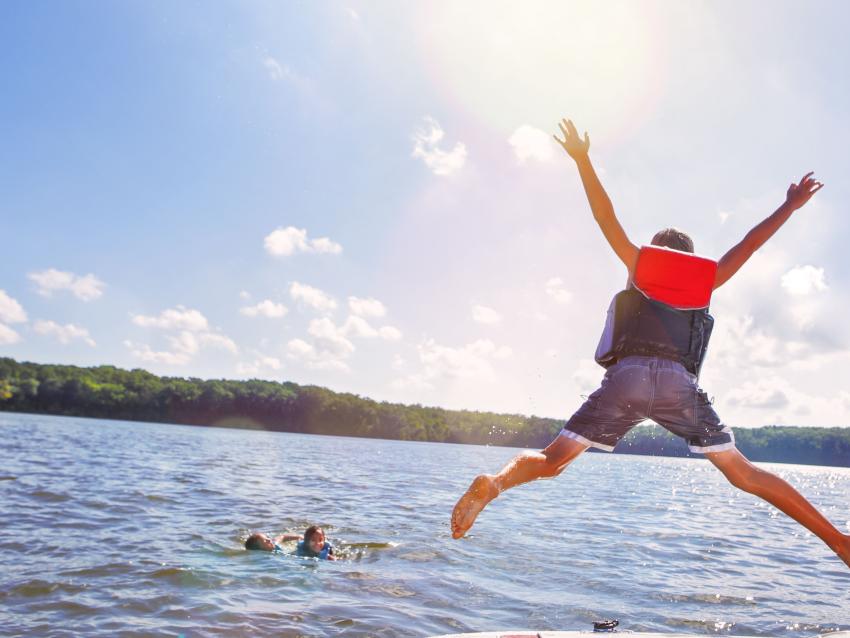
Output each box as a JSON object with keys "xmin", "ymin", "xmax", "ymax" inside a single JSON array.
[{"xmin": 303, "ymin": 525, "xmax": 326, "ymax": 553}]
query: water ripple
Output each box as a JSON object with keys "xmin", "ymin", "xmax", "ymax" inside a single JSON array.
[{"xmin": 1, "ymin": 413, "xmax": 849, "ymax": 637}]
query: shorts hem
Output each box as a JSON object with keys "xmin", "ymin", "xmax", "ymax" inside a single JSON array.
[
  {"xmin": 559, "ymin": 428, "xmax": 615, "ymax": 452},
  {"xmin": 688, "ymin": 441, "xmax": 736, "ymax": 454}
]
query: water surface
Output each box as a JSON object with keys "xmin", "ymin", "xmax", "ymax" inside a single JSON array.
[{"xmin": 1, "ymin": 413, "xmax": 848, "ymax": 636}]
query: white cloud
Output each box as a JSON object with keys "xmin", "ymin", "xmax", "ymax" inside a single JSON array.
[
  {"xmin": 509, "ymin": 125, "xmax": 555, "ymax": 163},
  {"xmin": 718, "ymin": 210, "xmax": 732, "ymax": 224},
  {"xmin": 162, "ymin": 331, "xmax": 237, "ymax": 356},
  {"xmin": 0, "ymin": 290, "xmax": 27, "ymax": 324},
  {"xmin": 239, "ymin": 299, "xmax": 288, "ymax": 318},
  {"xmin": 472, "ymin": 304, "xmax": 502, "ymax": 325},
  {"xmin": 342, "ymin": 315, "xmax": 378, "ymax": 338},
  {"xmin": 708, "ymin": 312, "xmax": 840, "ymax": 371},
  {"xmin": 309, "ymin": 237, "xmax": 342, "ymax": 254},
  {"xmin": 33, "ymin": 320, "xmax": 96, "ymax": 347},
  {"xmin": 341, "ymin": 315, "xmax": 402, "ymax": 341},
  {"xmin": 132, "ymin": 306, "xmax": 209, "ymax": 331},
  {"xmin": 393, "ymin": 338, "xmax": 513, "ymax": 390},
  {"xmin": 286, "ymin": 337, "xmax": 350, "ymax": 372},
  {"xmin": 128, "ymin": 306, "xmax": 236, "ymax": 364},
  {"xmin": 196, "ymin": 332, "xmax": 238, "ymax": 355},
  {"xmin": 264, "ymin": 226, "xmax": 342, "ymax": 257},
  {"xmin": 287, "ymin": 338, "xmax": 315, "ymax": 358},
  {"xmin": 545, "ymin": 277, "xmax": 572, "ymax": 304},
  {"xmin": 124, "ymin": 330, "xmax": 237, "ymax": 365},
  {"xmin": 391, "ymin": 372, "xmax": 434, "ymax": 391},
  {"xmin": 236, "ymin": 354, "xmax": 282, "ymax": 376},
  {"xmin": 0, "ymin": 324, "xmax": 21, "ymax": 345},
  {"xmin": 392, "ymin": 354, "xmax": 406, "ymax": 371},
  {"xmin": 711, "ymin": 314, "xmax": 793, "ymax": 368},
  {"xmin": 412, "ymin": 116, "xmax": 467, "ymax": 176},
  {"xmin": 239, "ymin": 290, "xmax": 251, "ymax": 301},
  {"xmin": 124, "ymin": 340, "xmax": 191, "ymax": 365},
  {"xmin": 263, "ymin": 56, "xmax": 288, "ymax": 81},
  {"xmin": 286, "ymin": 313, "xmax": 401, "ymax": 373},
  {"xmin": 572, "ymin": 359, "xmax": 603, "ymax": 393},
  {"xmin": 28, "ymin": 269, "xmax": 105, "ymax": 301},
  {"xmin": 712, "ymin": 374, "xmax": 850, "ymax": 427},
  {"xmin": 348, "ymin": 296, "xmax": 387, "ymax": 318},
  {"xmin": 789, "ymin": 304, "xmax": 819, "ymax": 332},
  {"xmin": 378, "ymin": 325, "xmax": 403, "ymax": 341},
  {"xmin": 289, "ymin": 282, "xmax": 337, "ymax": 314},
  {"xmin": 415, "ymin": 338, "xmax": 512, "ymax": 381},
  {"xmin": 726, "ymin": 378, "xmax": 790, "ymax": 410},
  {"xmin": 166, "ymin": 331, "xmax": 200, "ymax": 356},
  {"xmin": 781, "ymin": 265, "xmax": 827, "ymax": 296},
  {"xmin": 308, "ymin": 317, "xmax": 355, "ymax": 357}
]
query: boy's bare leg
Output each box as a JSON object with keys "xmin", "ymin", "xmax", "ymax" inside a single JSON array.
[
  {"xmin": 707, "ymin": 447, "xmax": 850, "ymax": 568},
  {"xmin": 450, "ymin": 434, "xmax": 589, "ymax": 539}
]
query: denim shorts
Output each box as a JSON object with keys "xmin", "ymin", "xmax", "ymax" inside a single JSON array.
[{"xmin": 560, "ymin": 355, "xmax": 735, "ymax": 454}]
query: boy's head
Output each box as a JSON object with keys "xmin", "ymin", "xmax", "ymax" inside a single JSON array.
[
  {"xmin": 245, "ymin": 532, "xmax": 275, "ymax": 551},
  {"xmin": 651, "ymin": 227, "xmax": 694, "ymax": 253},
  {"xmin": 303, "ymin": 525, "xmax": 326, "ymax": 553}
]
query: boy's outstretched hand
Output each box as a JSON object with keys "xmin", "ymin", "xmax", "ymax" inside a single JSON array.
[
  {"xmin": 553, "ymin": 118, "xmax": 590, "ymax": 161},
  {"xmin": 786, "ymin": 171, "xmax": 824, "ymax": 210}
]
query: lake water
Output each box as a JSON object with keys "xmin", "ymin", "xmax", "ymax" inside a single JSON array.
[{"xmin": 1, "ymin": 413, "xmax": 848, "ymax": 637}]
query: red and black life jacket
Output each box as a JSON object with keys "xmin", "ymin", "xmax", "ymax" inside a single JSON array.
[{"xmin": 594, "ymin": 245, "xmax": 717, "ymax": 375}]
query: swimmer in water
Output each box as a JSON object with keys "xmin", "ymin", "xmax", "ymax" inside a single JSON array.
[
  {"xmin": 451, "ymin": 118, "xmax": 850, "ymax": 570},
  {"xmin": 244, "ymin": 531, "xmax": 299, "ymax": 552},
  {"xmin": 244, "ymin": 526, "xmax": 336, "ymax": 560},
  {"xmin": 294, "ymin": 525, "xmax": 336, "ymax": 560}
]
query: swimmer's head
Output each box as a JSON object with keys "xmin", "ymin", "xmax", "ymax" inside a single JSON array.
[
  {"xmin": 651, "ymin": 227, "xmax": 694, "ymax": 253},
  {"xmin": 245, "ymin": 532, "xmax": 275, "ymax": 551},
  {"xmin": 303, "ymin": 525, "xmax": 326, "ymax": 553}
]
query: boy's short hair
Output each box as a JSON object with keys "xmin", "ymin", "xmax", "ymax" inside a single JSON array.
[
  {"xmin": 303, "ymin": 525, "xmax": 322, "ymax": 542},
  {"xmin": 245, "ymin": 533, "xmax": 265, "ymax": 550},
  {"xmin": 651, "ymin": 227, "xmax": 694, "ymax": 253}
]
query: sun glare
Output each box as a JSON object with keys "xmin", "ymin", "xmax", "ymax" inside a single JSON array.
[{"xmin": 416, "ymin": 0, "xmax": 663, "ymax": 145}]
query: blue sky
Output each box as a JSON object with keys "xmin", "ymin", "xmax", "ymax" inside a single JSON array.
[{"xmin": 2, "ymin": 1, "xmax": 849, "ymax": 427}]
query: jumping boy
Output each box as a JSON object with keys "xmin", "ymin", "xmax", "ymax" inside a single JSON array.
[{"xmin": 450, "ymin": 118, "xmax": 850, "ymax": 569}]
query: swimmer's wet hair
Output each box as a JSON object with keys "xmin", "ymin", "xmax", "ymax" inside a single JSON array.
[
  {"xmin": 651, "ymin": 227, "xmax": 694, "ymax": 253},
  {"xmin": 245, "ymin": 533, "xmax": 265, "ymax": 550},
  {"xmin": 303, "ymin": 525, "xmax": 322, "ymax": 542}
]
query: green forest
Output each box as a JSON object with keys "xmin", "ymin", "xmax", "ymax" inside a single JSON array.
[{"xmin": 1, "ymin": 357, "xmax": 849, "ymax": 467}]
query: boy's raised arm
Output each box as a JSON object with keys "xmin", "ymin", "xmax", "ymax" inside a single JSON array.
[
  {"xmin": 714, "ymin": 172, "xmax": 823, "ymax": 289},
  {"xmin": 554, "ymin": 118, "xmax": 638, "ymax": 271}
]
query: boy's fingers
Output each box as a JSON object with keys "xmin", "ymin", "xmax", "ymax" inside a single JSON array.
[
  {"xmin": 799, "ymin": 171, "xmax": 814, "ymax": 184},
  {"xmin": 552, "ymin": 134, "xmax": 564, "ymax": 145},
  {"xmin": 558, "ymin": 122, "xmax": 568, "ymax": 136},
  {"xmin": 810, "ymin": 183, "xmax": 824, "ymax": 194}
]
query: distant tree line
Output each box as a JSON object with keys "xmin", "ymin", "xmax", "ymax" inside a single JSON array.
[{"xmin": 1, "ymin": 357, "xmax": 848, "ymax": 467}]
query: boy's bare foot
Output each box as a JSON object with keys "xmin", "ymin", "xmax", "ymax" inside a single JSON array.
[
  {"xmin": 833, "ymin": 534, "xmax": 850, "ymax": 569},
  {"xmin": 451, "ymin": 474, "xmax": 499, "ymax": 539}
]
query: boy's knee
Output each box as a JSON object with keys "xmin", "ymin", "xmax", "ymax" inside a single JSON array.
[
  {"xmin": 541, "ymin": 435, "xmax": 586, "ymax": 475},
  {"xmin": 541, "ymin": 460, "xmax": 561, "ymax": 478},
  {"xmin": 542, "ymin": 450, "xmax": 569, "ymax": 477}
]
